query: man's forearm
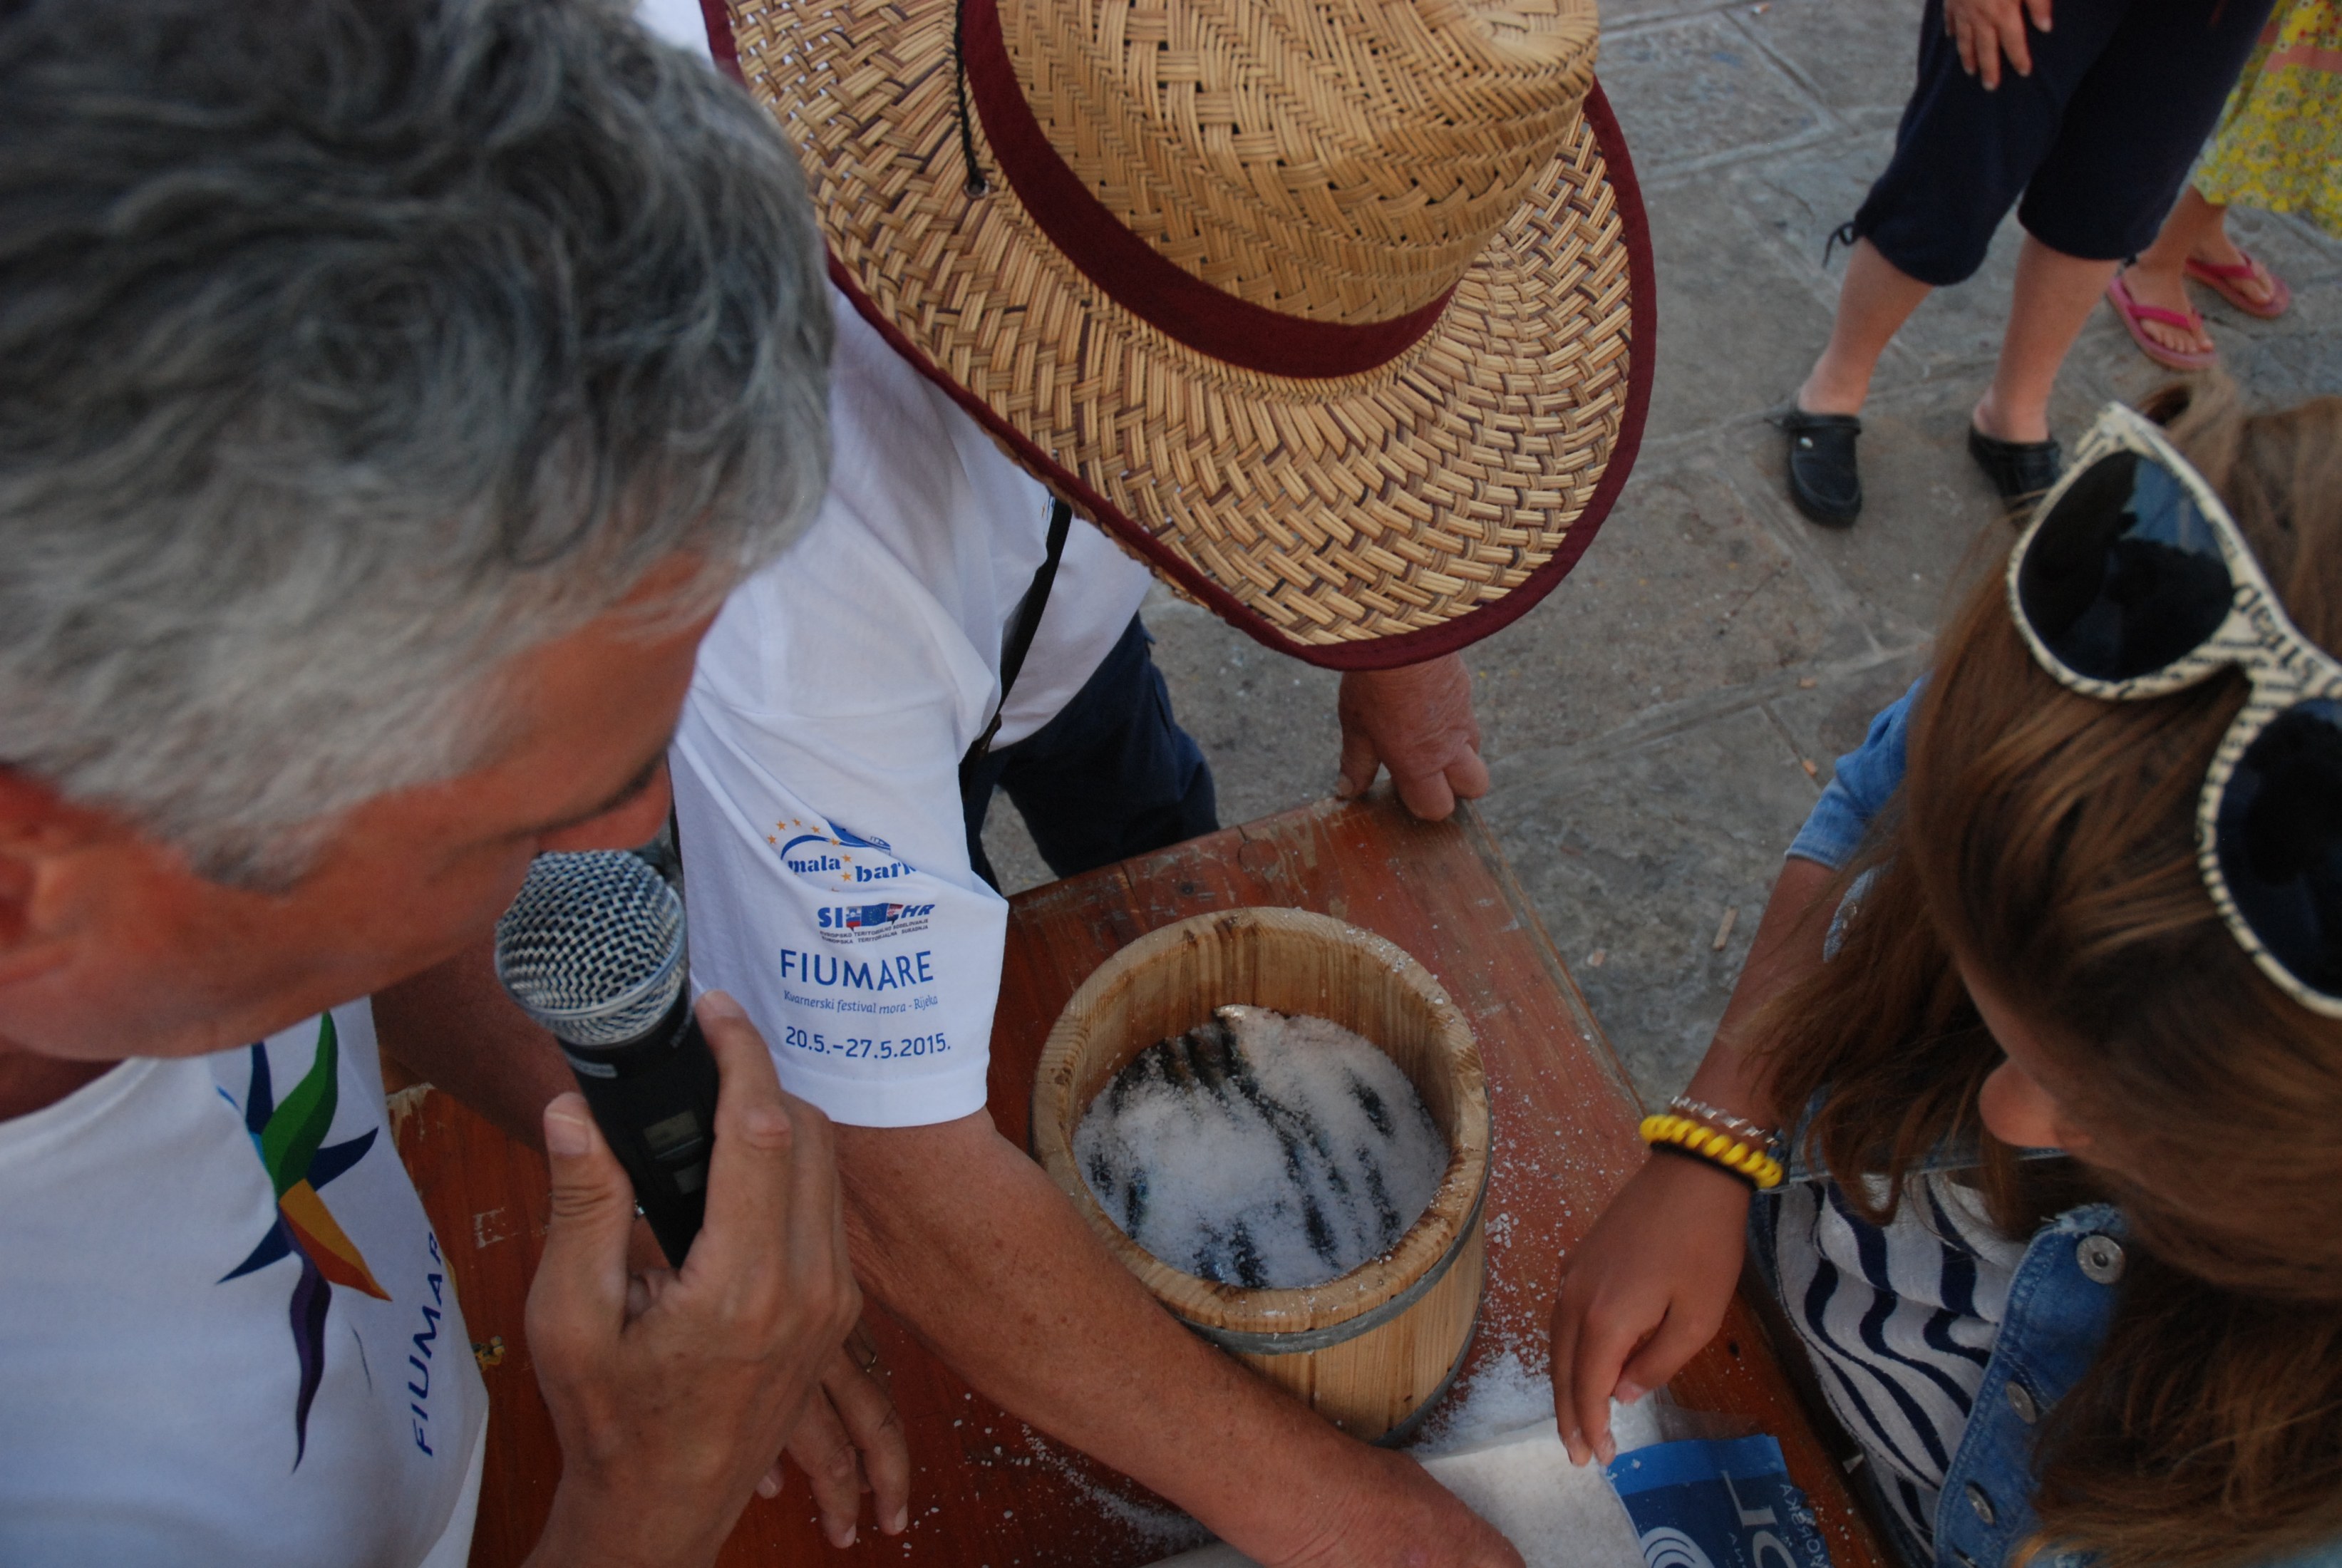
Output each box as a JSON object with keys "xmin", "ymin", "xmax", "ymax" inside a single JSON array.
[
  {"xmin": 371, "ymin": 938, "xmax": 572, "ymax": 1149},
  {"xmin": 837, "ymin": 1113, "xmax": 1386, "ymax": 1562}
]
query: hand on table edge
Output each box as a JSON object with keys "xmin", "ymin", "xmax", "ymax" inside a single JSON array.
[
  {"xmin": 771, "ymin": 1326, "xmax": 912, "ymax": 1547},
  {"xmin": 1548, "ymin": 854, "xmax": 1839, "ymax": 1468},
  {"xmin": 519, "ymin": 993, "xmax": 864, "ymax": 1568},
  {"xmin": 1335, "ymin": 654, "xmax": 1490, "ymax": 822},
  {"xmin": 615, "ymin": 1278, "xmax": 909, "ymax": 1547}
]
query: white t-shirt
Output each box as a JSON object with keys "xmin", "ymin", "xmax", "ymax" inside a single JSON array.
[
  {"xmin": 671, "ymin": 292, "xmax": 1157, "ymax": 1128},
  {"xmin": 0, "ymin": 1001, "xmax": 488, "ymax": 1567}
]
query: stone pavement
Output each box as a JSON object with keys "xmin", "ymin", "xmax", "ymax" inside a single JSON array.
[{"xmin": 983, "ymin": 0, "xmax": 2342, "ymax": 1106}]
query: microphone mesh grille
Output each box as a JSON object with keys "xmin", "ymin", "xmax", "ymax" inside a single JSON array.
[{"xmin": 494, "ymin": 851, "xmax": 686, "ymax": 1048}]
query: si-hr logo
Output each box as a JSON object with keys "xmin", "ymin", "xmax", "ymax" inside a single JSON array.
[
  {"xmin": 768, "ymin": 817, "xmax": 915, "ymax": 888},
  {"xmin": 815, "ymin": 901, "xmax": 937, "ymax": 943}
]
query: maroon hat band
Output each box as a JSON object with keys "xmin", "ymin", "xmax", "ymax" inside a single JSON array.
[{"xmin": 957, "ymin": 0, "xmax": 1454, "ymax": 380}]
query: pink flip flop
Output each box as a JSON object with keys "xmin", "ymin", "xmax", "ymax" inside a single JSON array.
[
  {"xmin": 2185, "ymin": 250, "xmax": 2292, "ymax": 319},
  {"xmin": 2107, "ymin": 272, "xmax": 2217, "ymax": 371}
]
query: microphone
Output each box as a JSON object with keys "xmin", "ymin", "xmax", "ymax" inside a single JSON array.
[{"xmin": 494, "ymin": 850, "xmax": 721, "ymax": 1267}]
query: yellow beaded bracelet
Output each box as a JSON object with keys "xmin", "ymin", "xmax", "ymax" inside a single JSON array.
[{"xmin": 1639, "ymin": 1113, "xmax": 1786, "ymax": 1190}]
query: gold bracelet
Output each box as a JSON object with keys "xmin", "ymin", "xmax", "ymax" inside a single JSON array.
[{"xmin": 1639, "ymin": 1113, "xmax": 1786, "ymax": 1190}]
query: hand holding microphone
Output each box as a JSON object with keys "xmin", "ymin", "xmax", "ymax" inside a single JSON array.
[
  {"xmin": 520, "ymin": 989, "xmax": 862, "ymax": 1568},
  {"xmin": 496, "ymin": 851, "xmax": 720, "ymax": 1265},
  {"xmin": 494, "ymin": 851, "xmax": 894, "ymax": 1565}
]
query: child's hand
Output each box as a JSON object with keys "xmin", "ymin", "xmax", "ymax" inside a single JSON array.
[{"xmin": 1549, "ymin": 1152, "xmax": 1753, "ymax": 1466}]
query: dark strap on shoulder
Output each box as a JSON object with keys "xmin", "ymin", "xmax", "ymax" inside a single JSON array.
[{"xmin": 961, "ymin": 497, "xmax": 1073, "ymax": 770}]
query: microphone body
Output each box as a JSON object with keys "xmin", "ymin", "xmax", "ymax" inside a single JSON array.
[
  {"xmin": 495, "ymin": 850, "xmax": 721, "ymax": 1267},
  {"xmin": 557, "ymin": 986, "xmax": 719, "ymax": 1267}
]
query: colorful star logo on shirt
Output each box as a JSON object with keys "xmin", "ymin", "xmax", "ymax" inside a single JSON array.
[{"xmin": 217, "ymin": 1013, "xmax": 388, "ymax": 1467}]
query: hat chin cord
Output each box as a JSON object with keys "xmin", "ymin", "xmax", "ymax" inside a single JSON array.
[{"xmin": 952, "ymin": 0, "xmax": 990, "ymax": 198}]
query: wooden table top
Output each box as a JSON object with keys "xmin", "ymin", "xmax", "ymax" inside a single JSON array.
[{"xmin": 389, "ymin": 793, "xmax": 1888, "ymax": 1568}]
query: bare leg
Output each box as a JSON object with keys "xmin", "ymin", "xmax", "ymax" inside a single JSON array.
[
  {"xmin": 2120, "ymin": 187, "xmax": 2224, "ymax": 356},
  {"xmin": 1974, "ymin": 234, "xmax": 2118, "ymax": 445},
  {"xmin": 1795, "ymin": 238, "xmax": 1934, "ymax": 416}
]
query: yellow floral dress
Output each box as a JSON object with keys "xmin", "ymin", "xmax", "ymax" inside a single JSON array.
[{"xmin": 2194, "ymin": 0, "xmax": 2342, "ymax": 235}]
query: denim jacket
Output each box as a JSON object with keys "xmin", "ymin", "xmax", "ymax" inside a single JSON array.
[{"xmin": 1767, "ymin": 684, "xmax": 2342, "ymax": 1568}]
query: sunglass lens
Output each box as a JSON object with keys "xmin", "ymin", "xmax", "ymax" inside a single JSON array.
[
  {"xmin": 2017, "ymin": 450, "xmax": 2233, "ymax": 681},
  {"xmin": 2215, "ymin": 698, "xmax": 2342, "ymax": 1002}
]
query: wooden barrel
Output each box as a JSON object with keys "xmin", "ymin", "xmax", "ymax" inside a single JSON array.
[{"xmin": 1032, "ymin": 907, "xmax": 1492, "ymax": 1443}]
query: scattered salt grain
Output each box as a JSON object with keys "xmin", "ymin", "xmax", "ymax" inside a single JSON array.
[
  {"xmin": 1410, "ymin": 1348, "xmax": 1665, "ymax": 1458},
  {"xmin": 1410, "ymin": 1350, "xmax": 1562, "ymax": 1455},
  {"xmin": 1025, "ymin": 1430, "xmax": 1213, "ymax": 1557},
  {"xmin": 1075, "ymin": 1007, "xmax": 1448, "ymax": 1289}
]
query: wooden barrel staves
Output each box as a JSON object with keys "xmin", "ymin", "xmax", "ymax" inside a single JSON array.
[{"xmin": 1031, "ymin": 907, "xmax": 1492, "ymax": 1443}]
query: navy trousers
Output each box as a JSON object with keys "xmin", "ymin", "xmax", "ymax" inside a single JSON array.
[
  {"xmin": 961, "ymin": 615, "xmax": 1219, "ymax": 890},
  {"xmin": 1853, "ymin": 0, "xmax": 2279, "ymax": 285}
]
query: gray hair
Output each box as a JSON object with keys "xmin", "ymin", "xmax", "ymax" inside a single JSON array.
[{"xmin": 0, "ymin": 0, "xmax": 831, "ymax": 884}]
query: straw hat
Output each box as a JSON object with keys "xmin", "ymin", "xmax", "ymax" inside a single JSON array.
[{"xmin": 709, "ymin": 0, "xmax": 1653, "ymax": 669}]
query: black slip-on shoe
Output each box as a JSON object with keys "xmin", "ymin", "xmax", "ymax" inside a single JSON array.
[
  {"xmin": 1777, "ymin": 408, "xmax": 1863, "ymax": 528},
  {"xmin": 1966, "ymin": 424, "xmax": 2063, "ymax": 522}
]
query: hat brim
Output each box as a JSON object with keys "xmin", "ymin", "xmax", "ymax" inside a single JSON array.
[{"xmin": 713, "ymin": 0, "xmax": 1655, "ymax": 671}]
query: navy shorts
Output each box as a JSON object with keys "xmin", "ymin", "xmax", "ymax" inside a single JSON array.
[
  {"xmin": 1854, "ymin": 0, "xmax": 2277, "ymax": 286},
  {"xmin": 961, "ymin": 615, "xmax": 1219, "ymax": 889}
]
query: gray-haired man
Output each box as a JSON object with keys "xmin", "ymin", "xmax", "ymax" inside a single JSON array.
[{"xmin": 0, "ymin": 1, "xmax": 893, "ymax": 1562}]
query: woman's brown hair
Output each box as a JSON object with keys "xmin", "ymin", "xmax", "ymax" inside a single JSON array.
[{"xmin": 1758, "ymin": 378, "xmax": 2342, "ymax": 1568}]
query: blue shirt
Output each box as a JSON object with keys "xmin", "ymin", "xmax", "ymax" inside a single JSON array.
[
  {"xmin": 1786, "ymin": 684, "xmax": 1917, "ymax": 875},
  {"xmin": 1762, "ymin": 682, "xmax": 2340, "ymax": 1568}
]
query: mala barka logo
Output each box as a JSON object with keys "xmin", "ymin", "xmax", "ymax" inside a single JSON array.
[
  {"xmin": 766, "ymin": 817, "xmax": 916, "ymax": 887},
  {"xmin": 217, "ymin": 1014, "xmax": 389, "ymax": 1465}
]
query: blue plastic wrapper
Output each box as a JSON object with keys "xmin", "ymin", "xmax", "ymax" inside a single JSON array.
[{"xmin": 1604, "ymin": 1436, "xmax": 1834, "ymax": 1568}]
